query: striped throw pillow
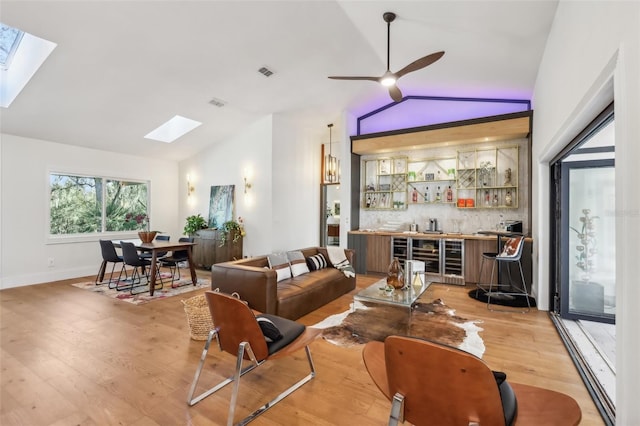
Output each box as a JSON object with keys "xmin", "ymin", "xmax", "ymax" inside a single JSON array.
[{"xmin": 306, "ymin": 253, "xmax": 327, "ymax": 271}]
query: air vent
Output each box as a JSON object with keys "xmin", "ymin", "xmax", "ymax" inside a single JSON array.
[
  {"xmin": 209, "ymin": 97, "xmax": 226, "ymax": 107},
  {"xmin": 258, "ymin": 66, "xmax": 275, "ymax": 77}
]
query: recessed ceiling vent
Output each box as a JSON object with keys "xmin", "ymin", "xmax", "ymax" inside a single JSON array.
[
  {"xmin": 258, "ymin": 66, "xmax": 275, "ymax": 77},
  {"xmin": 209, "ymin": 97, "xmax": 226, "ymax": 107}
]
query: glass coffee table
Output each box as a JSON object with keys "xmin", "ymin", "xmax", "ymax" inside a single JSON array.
[{"xmin": 354, "ymin": 277, "xmax": 432, "ymax": 310}]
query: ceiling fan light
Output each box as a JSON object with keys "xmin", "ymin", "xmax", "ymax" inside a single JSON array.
[{"xmin": 380, "ymin": 72, "xmax": 396, "ymax": 87}]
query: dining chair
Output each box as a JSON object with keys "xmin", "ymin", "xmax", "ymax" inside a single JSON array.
[
  {"xmin": 187, "ymin": 290, "xmax": 321, "ymax": 425},
  {"xmin": 362, "ymin": 335, "xmax": 582, "ymax": 426},
  {"xmin": 139, "ymin": 234, "xmax": 170, "ymax": 261},
  {"xmin": 120, "ymin": 241, "xmax": 164, "ymax": 294},
  {"xmin": 95, "ymin": 239, "xmax": 127, "ymax": 288},
  {"xmin": 160, "ymin": 237, "xmax": 193, "ymax": 287}
]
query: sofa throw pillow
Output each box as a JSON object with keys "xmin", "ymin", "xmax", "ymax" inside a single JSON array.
[
  {"xmin": 287, "ymin": 250, "xmax": 310, "ymax": 277},
  {"xmin": 497, "ymin": 237, "xmax": 524, "ymax": 258},
  {"xmin": 256, "ymin": 316, "xmax": 283, "ymax": 342},
  {"xmin": 306, "ymin": 253, "xmax": 327, "ymax": 271},
  {"xmin": 267, "ymin": 253, "xmax": 292, "ymax": 282}
]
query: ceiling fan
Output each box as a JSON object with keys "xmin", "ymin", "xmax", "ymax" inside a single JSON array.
[{"xmin": 329, "ymin": 11, "xmax": 444, "ymax": 102}]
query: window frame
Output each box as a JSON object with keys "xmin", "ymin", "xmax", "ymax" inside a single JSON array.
[{"xmin": 46, "ymin": 170, "xmax": 151, "ymax": 244}]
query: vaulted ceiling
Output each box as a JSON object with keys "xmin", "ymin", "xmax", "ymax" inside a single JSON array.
[{"xmin": 0, "ymin": 1, "xmax": 558, "ymax": 161}]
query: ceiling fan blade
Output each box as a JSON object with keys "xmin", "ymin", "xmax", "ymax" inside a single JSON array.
[
  {"xmin": 396, "ymin": 51, "xmax": 445, "ymax": 78},
  {"xmin": 328, "ymin": 76, "xmax": 381, "ymax": 82},
  {"xmin": 388, "ymin": 85, "xmax": 403, "ymax": 102}
]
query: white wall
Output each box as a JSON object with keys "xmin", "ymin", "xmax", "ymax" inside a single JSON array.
[
  {"xmin": 0, "ymin": 134, "xmax": 179, "ymax": 288},
  {"xmin": 179, "ymin": 115, "xmax": 274, "ymax": 257},
  {"xmin": 178, "ymin": 113, "xmax": 326, "ymax": 257},
  {"xmin": 531, "ymin": 1, "xmax": 639, "ymax": 423},
  {"xmin": 271, "ymin": 113, "xmax": 323, "ymax": 251}
]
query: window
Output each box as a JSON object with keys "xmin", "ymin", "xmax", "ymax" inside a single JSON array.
[{"xmin": 49, "ymin": 173, "xmax": 149, "ymax": 236}]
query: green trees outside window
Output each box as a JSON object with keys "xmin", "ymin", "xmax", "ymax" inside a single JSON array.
[{"xmin": 49, "ymin": 173, "xmax": 149, "ymax": 235}]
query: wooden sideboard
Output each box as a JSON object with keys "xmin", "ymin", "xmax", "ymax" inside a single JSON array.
[{"xmin": 192, "ymin": 229, "xmax": 243, "ymax": 269}]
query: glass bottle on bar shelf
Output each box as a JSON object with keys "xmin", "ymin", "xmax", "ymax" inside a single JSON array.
[
  {"xmin": 446, "ymin": 186, "xmax": 453, "ymax": 202},
  {"xmin": 436, "ymin": 186, "xmax": 442, "ymax": 202},
  {"xmin": 412, "ymin": 188, "xmax": 418, "ymax": 203},
  {"xmin": 484, "ymin": 190, "xmax": 490, "ymax": 206},
  {"xmin": 493, "ymin": 194, "xmax": 499, "ymax": 206},
  {"xmin": 424, "ymin": 187, "xmax": 430, "ymax": 203},
  {"xmin": 505, "ymin": 191, "xmax": 513, "ymax": 206}
]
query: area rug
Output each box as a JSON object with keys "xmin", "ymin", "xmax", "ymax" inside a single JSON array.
[
  {"xmin": 71, "ymin": 274, "xmax": 210, "ymax": 305},
  {"xmin": 468, "ymin": 288, "xmax": 536, "ymax": 308},
  {"xmin": 312, "ymin": 297, "xmax": 485, "ymax": 358}
]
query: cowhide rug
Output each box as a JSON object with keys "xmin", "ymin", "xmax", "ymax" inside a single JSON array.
[{"xmin": 312, "ymin": 298, "xmax": 485, "ymax": 358}]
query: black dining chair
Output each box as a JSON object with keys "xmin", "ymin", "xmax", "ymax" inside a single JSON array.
[
  {"xmin": 160, "ymin": 237, "xmax": 194, "ymax": 287},
  {"xmin": 120, "ymin": 241, "xmax": 164, "ymax": 294},
  {"xmin": 95, "ymin": 239, "xmax": 127, "ymax": 288},
  {"xmin": 139, "ymin": 234, "xmax": 170, "ymax": 261}
]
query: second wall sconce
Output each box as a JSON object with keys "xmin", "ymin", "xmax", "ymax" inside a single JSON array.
[
  {"xmin": 244, "ymin": 176, "xmax": 252, "ymax": 194},
  {"xmin": 187, "ymin": 175, "xmax": 195, "ymax": 196}
]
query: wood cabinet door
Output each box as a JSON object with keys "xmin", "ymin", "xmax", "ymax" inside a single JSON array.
[
  {"xmin": 464, "ymin": 239, "xmax": 497, "ymax": 284},
  {"xmin": 193, "ymin": 229, "xmax": 243, "ymax": 267},
  {"xmin": 366, "ymin": 235, "xmax": 391, "ymax": 273}
]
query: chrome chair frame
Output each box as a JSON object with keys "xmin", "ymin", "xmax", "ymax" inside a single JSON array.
[{"xmin": 187, "ymin": 291, "xmax": 318, "ymax": 426}]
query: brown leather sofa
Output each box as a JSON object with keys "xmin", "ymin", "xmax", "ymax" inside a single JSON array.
[{"xmin": 211, "ymin": 247, "xmax": 356, "ymax": 320}]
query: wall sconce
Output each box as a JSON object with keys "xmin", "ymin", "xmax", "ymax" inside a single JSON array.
[
  {"xmin": 187, "ymin": 175, "xmax": 195, "ymax": 196},
  {"xmin": 324, "ymin": 123, "xmax": 340, "ymax": 183},
  {"xmin": 244, "ymin": 176, "xmax": 252, "ymax": 194}
]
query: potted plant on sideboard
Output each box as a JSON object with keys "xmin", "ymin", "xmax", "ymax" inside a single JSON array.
[{"xmin": 183, "ymin": 214, "xmax": 208, "ymax": 236}]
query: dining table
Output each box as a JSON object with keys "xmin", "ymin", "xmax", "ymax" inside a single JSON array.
[{"xmin": 108, "ymin": 239, "xmax": 198, "ymax": 296}]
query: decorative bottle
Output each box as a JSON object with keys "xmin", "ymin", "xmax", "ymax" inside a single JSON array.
[
  {"xmin": 446, "ymin": 186, "xmax": 453, "ymax": 202},
  {"xmin": 436, "ymin": 186, "xmax": 442, "ymax": 202},
  {"xmin": 484, "ymin": 190, "xmax": 490, "ymax": 205},
  {"xmin": 412, "ymin": 188, "xmax": 418, "ymax": 203},
  {"xmin": 505, "ymin": 191, "xmax": 513, "ymax": 206},
  {"xmin": 424, "ymin": 187, "xmax": 430, "ymax": 203},
  {"xmin": 387, "ymin": 257, "xmax": 405, "ymax": 289}
]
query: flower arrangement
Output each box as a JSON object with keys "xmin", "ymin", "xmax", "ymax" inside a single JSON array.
[
  {"xmin": 219, "ymin": 217, "xmax": 246, "ymax": 246},
  {"xmin": 125, "ymin": 213, "xmax": 159, "ymax": 243},
  {"xmin": 570, "ymin": 209, "xmax": 598, "ymax": 281}
]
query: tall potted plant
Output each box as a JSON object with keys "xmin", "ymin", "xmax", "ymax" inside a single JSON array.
[
  {"xmin": 570, "ymin": 208, "xmax": 603, "ymax": 313},
  {"xmin": 184, "ymin": 214, "xmax": 207, "ymax": 236}
]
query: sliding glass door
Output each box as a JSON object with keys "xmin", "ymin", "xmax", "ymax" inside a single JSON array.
[
  {"xmin": 551, "ymin": 106, "xmax": 615, "ymax": 323},
  {"xmin": 560, "ymin": 160, "xmax": 615, "ymax": 321}
]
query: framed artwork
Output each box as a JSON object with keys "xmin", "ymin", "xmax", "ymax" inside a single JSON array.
[{"xmin": 208, "ymin": 185, "xmax": 235, "ymax": 228}]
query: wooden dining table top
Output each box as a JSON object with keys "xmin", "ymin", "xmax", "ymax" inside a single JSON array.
[{"xmin": 113, "ymin": 239, "xmax": 196, "ymax": 250}]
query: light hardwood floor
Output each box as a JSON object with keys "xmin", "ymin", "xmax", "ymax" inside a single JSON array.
[{"xmin": 0, "ymin": 271, "xmax": 604, "ymax": 425}]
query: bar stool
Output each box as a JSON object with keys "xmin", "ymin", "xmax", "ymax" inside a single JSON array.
[{"xmin": 476, "ymin": 236, "xmax": 531, "ymax": 312}]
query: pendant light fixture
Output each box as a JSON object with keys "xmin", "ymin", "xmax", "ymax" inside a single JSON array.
[{"xmin": 324, "ymin": 123, "xmax": 340, "ymax": 183}]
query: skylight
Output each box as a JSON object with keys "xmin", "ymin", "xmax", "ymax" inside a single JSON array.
[
  {"xmin": 1, "ymin": 24, "xmax": 24, "ymax": 68},
  {"xmin": 144, "ymin": 115, "xmax": 202, "ymax": 143},
  {"xmin": 0, "ymin": 22, "xmax": 57, "ymax": 108}
]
